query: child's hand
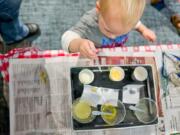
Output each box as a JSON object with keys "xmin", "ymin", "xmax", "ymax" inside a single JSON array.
[
  {"xmin": 141, "ymin": 28, "xmax": 156, "ymax": 42},
  {"xmin": 136, "ymin": 23, "xmax": 156, "ymax": 42},
  {"xmin": 68, "ymin": 38, "xmax": 97, "ymax": 59},
  {"xmin": 78, "ymin": 39, "xmax": 98, "ymax": 59},
  {"xmin": 69, "ymin": 38, "xmax": 98, "ymax": 59}
]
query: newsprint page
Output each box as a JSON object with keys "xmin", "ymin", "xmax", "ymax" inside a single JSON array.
[{"xmin": 9, "ymin": 49, "xmax": 180, "ymax": 135}]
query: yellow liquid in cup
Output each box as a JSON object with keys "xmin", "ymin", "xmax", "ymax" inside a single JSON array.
[
  {"xmin": 109, "ymin": 67, "xmax": 124, "ymax": 81},
  {"xmin": 101, "ymin": 104, "xmax": 118, "ymax": 123},
  {"xmin": 74, "ymin": 101, "xmax": 92, "ymax": 120}
]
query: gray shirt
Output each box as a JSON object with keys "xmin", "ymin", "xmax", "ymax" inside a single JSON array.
[{"xmin": 70, "ymin": 8, "xmax": 103, "ymax": 46}]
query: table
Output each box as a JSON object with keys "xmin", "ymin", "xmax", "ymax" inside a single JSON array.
[{"xmin": 0, "ymin": 44, "xmax": 180, "ymax": 135}]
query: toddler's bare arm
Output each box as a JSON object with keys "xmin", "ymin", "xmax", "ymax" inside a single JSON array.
[{"xmin": 135, "ymin": 22, "xmax": 156, "ymax": 42}]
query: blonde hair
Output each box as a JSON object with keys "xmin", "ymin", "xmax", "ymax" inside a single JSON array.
[{"xmin": 98, "ymin": 0, "xmax": 146, "ymax": 28}]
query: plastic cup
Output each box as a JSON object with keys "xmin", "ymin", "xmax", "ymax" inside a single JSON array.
[
  {"xmin": 109, "ymin": 67, "xmax": 125, "ymax": 81},
  {"xmin": 72, "ymin": 98, "xmax": 97, "ymax": 123},
  {"xmin": 132, "ymin": 66, "xmax": 148, "ymax": 81},
  {"xmin": 133, "ymin": 98, "xmax": 157, "ymax": 124},
  {"xmin": 101, "ymin": 100, "xmax": 126, "ymax": 125},
  {"xmin": 79, "ymin": 69, "xmax": 94, "ymax": 84}
]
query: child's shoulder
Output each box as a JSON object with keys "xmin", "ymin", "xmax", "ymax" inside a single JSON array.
[
  {"xmin": 81, "ymin": 8, "xmax": 98, "ymax": 24},
  {"xmin": 84, "ymin": 8, "xmax": 97, "ymax": 18}
]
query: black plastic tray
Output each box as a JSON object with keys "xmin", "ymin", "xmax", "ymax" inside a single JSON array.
[{"xmin": 70, "ymin": 65, "xmax": 158, "ymax": 131}]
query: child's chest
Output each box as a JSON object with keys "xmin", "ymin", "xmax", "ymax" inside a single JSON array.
[{"xmin": 87, "ymin": 27, "xmax": 129, "ymax": 48}]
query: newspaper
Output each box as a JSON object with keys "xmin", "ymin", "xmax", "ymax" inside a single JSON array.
[
  {"xmin": 156, "ymin": 50, "xmax": 180, "ymax": 134},
  {"xmin": 9, "ymin": 44, "xmax": 180, "ymax": 135},
  {"xmin": 9, "ymin": 51, "xmax": 163, "ymax": 135}
]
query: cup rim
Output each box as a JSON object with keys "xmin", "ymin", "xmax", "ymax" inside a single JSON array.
[
  {"xmin": 100, "ymin": 100, "xmax": 126, "ymax": 125},
  {"xmin": 109, "ymin": 66, "xmax": 125, "ymax": 81},
  {"xmin": 78, "ymin": 69, "xmax": 94, "ymax": 84},
  {"xmin": 133, "ymin": 66, "xmax": 148, "ymax": 81},
  {"xmin": 72, "ymin": 98, "xmax": 97, "ymax": 124},
  {"xmin": 134, "ymin": 98, "xmax": 157, "ymax": 124}
]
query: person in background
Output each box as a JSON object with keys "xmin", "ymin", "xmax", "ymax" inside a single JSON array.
[
  {"xmin": 0, "ymin": 0, "xmax": 41, "ymax": 53},
  {"xmin": 162, "ymin": 0, "xmax": 180, "ymax": 34}
]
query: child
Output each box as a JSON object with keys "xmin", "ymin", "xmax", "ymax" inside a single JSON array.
[{"xmin": 61, "ymin": 0, "xmax": 156, "ymax": 59}]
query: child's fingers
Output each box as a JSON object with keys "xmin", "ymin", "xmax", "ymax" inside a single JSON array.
[
  {"xmin": 81, "ymin": 49, "xmax": 93, "ymax": 59},
  {"xmin": 79, "ymin": 40, "xmax": 98, "ymax": 59},
  {"xmin": 88, "ymin": 41, "xmax": 97, "ymax": 53},
  {"xmin": 148, "ymin": 36, "xmax": 154, "ymax": 42},
  {"xmin": 150, "ymin": 34, "xmax": 156, "ymax": 42},
  {"xmin": 86, "ymin": 49, "xmax": 97, "ymax": 59},
  {"xmin": 87, "ymin": 42, "xmax": 97, "ymax": 57},
  {"xmin": 82, "ymin": 45, "xmax": 97, "ymax": 59},
  {"xmin": 146, "ymin": 31, "xmax": 156, "ymax": 42}
]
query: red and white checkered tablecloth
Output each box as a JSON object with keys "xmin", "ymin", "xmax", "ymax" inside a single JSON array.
[
  {"xmin": 0, "ymin": 47, "xmax": 79, "ymax": 82},
  {"xmin": 0, "ymin": 44, "xmax": 180, "ymax": 83}
]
